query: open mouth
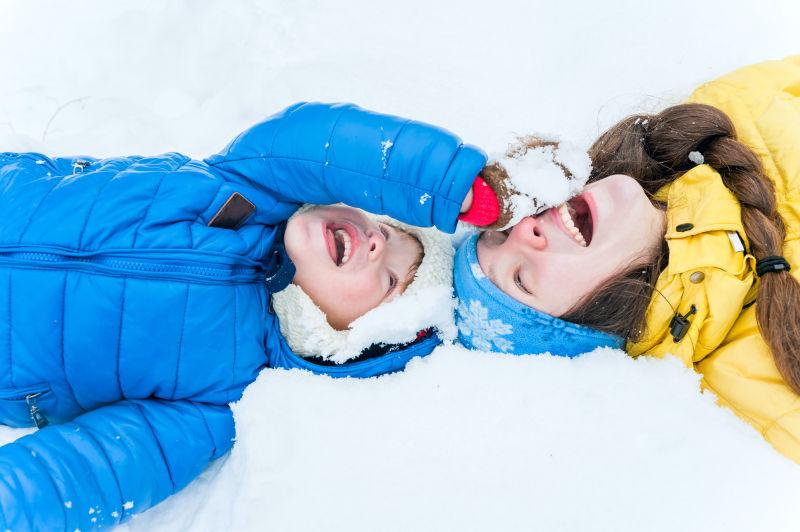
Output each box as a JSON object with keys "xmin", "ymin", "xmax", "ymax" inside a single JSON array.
[
  {"xmin": 325, "ymin": 223, "xmax": 358, "ymax": 266},
  {"xmin": 556, "ymin": 194, "xmax": 594, "ymax": 247}
]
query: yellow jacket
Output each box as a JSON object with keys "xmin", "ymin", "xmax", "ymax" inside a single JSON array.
[{"xmin": 628, "ymin": 56, "xmax": 800, "ymax": 462}]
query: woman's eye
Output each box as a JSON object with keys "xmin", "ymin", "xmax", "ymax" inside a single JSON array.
[{"xmin": 515, "ymin": 270, "xmax": 531, "ymax": 295}]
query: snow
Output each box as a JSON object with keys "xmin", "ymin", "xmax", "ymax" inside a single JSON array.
[
  {"xmin": 128, "ymin": 347, "xmax": 800, "ymax": 532},
  {"xmin": 2, "ymin": 0, "xmax": 800, "ymax": 531},
  {"xmin": 689, "ymin": 150, "xmax": 706, "ymax": 164},
  {"xmin": 497, "ymin": 139, "xmax": 591, "ymax": 228}
]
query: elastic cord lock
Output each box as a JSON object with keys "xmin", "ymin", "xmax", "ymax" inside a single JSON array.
[{"xmin": 755, "ymin": 256, "xmax": 791, "ymax": 277}]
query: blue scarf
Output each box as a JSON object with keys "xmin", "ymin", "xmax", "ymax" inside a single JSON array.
[{"xmin": 453, "ymin": 234, "xmax": 623, "ymax": 357}]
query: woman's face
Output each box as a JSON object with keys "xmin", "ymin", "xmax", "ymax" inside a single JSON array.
[{"xmin": 476, "ymin": 174, "xmax": 666, "ymax": 316}]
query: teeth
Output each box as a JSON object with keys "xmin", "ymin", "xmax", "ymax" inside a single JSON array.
[
  {"xmin": 335, "ymin": 229, "xmax": 352, "ymax": 264},
  {"xmin": 557, "ymin": 204, "xmax": 587, "ymax": 247}
]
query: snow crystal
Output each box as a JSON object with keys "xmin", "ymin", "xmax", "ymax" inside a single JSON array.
[
  {"xmin": 381, "ymin": 139, "xmax": 393, "ymax": 170},
  {"xmin": 88, "ymin": 507, "xmax": 95, "ymax": 515},
  {"xmin": 111, "ymin": 511, "xmax": 119, "ymax": 518},
  {"xmin": 35, "ymin": 159, "xmax": 44, "ymax": 164},
  {"xmin": 419, "ymin": 192, "xmax": 431, "ymax": 205},
  {"xmin": 123, "ymin": 501, "xmax": 134, "ymax": 510},
  {"xmin": 470, "ymin": 263, "xmax": 485, "ymax": 279},
  {"xmin": 64, "ymin": 501, "xmax": 72, "ymax": 509},
  {"xmin": 456, "ymin": 299, "xmax": 514, "ymax": 352},
  {"xmin": 689, "ymin": 150, "xmax": 705, "ymax": 165}
]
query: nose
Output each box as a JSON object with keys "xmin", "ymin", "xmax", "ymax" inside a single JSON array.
[
  {"xmin": 366, "ymin": 228, "xmax": 386, "ymax": 261},
  {"xmin": 505, "ymin": 216, "xmax": 547, "ymax": 251}
]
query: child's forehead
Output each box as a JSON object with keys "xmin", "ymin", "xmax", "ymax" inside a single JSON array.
[{"xmin": 389, "ymin": 225, "xmax": 423, "ymax": 255}]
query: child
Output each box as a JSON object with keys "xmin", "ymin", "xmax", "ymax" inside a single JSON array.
[{"xmin": 0, "ymin": 102, "xmax": 497, "ymax": 530}]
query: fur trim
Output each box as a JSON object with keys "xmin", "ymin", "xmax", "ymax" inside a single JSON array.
[{"xmin": 272, "ymin": 210, "xmax": 456, "ymax": 363}]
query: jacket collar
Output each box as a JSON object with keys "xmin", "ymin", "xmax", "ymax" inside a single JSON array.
[{"xmin": 628, "ymin": 165, "xmax": 757, "ymax": 361}]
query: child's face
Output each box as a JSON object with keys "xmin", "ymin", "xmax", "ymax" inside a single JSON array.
[{"xmin": 285, "ymin": 206, "xmax": 423, "ymax": 330}]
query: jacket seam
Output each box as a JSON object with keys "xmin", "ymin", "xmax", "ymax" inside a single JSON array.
[
  {"xmin": 16, "ymin": 440, "xmax": 68, "ymax": 525},
  {"xmin": 114, "ymin": 280, "xmax": 127, "ymax": 397},
  {"xmin": 3, "ymin": 458, "xmax": 37, "ymax": 527},
  {"xmin": 76, "ymin": 171, "xmax": 116, "ymax": 248},
  {"xmin": 60, "ymin": 271, "xmax": 85, "ymax": 411},
  {"xmin": 190, "ymin": 402, "xmax": 219, "ymax": 457},
  {"xmin": 6, "ymin": 272, "xmax": 12, "ymax": 387},
  {"xmin": 69, "ymin": 421, "xmax": 124, "ymax": 517},
  {"xmin": 320, "ymin": 105, "xmax": 352, "ymax": 200},
  {"xmin": 130, "ymin": 174, "xmax": 168, "ymax": 249},
  {"xmin": 195, "ymin": 180, "xmax": 225, "ymax": 226},
  {"xmin": 213, "ymin": 155, "xmax": 460, "ymax": 211},
  {"xmin": 228, "ymin": 290, "xmax": 238, "ymax": 404},
  {"xmin": 169, "ymin": 284, "xmax": 191, "ymax": 400},
  {"xmin": 132, "ymin": 402, "xmax": 177, "ymax": 492},
  {"xmin": 16, "ymin": 174, "xmax": 63, "ymax": 244}
]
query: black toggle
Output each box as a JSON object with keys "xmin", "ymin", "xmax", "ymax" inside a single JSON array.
[{"xmin": 670, "ymin": 305, "xmax": 697, "ymax": 343}]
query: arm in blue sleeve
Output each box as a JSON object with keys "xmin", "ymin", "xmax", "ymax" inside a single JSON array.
[
  {"xmin": 205, "ymin": 102, "xmax": 487, "ymax": 233},
  {"xmin": 0, "ymin": 399, "xmax": 233, "ymax": 531}
]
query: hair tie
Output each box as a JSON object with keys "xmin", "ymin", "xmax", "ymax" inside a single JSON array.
[{"xmin": 756, "ymin": 256, "xmax": 791, "ymax": 277}]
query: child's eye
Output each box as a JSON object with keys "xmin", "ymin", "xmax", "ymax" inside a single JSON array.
[
  {"xmin": 380, "ymin": 225, "xmax": 390, "ymax": 240},
  {"xmin": 515, "ymin": 269, "xmax": 532, "ymax": 295},
  {"xmin": 389, "ymin": 274, "xmax": 397, "ymax": 290}
]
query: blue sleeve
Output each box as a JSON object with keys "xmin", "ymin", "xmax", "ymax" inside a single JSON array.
[
  {"xmin": 0, "ymin": 399, "xmax": 233, "ymax": 531},
  {"xmin": 205, "ymin": 102, "xmax": 487, "ymax": 233}
]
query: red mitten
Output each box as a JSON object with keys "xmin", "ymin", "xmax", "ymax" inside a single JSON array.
[{"xmin": 458, "ymin": 176, "xmax": 500, "ymax": 227}]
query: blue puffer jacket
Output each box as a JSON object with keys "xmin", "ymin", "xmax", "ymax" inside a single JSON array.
[{"xmin": 0, "ymin": 102, "xmax": 486, "ymax": 531}]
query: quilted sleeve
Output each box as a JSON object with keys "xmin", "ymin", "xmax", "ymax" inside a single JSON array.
[
  {"xmin": 205, "ymin": 102, "xmax": 487, "ymax": 233},
  {"xmin": 0, "ymin": 399, "xmax": 233, "ymax": 531}
]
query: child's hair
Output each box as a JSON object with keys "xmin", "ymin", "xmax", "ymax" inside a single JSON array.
[
  {"xmin": 396, "ymin": 229, "xmax": 424, "ymax": 290},
  {"xmin": 562, "ymin": 103, "xmax": 800, "ymax": 394}
]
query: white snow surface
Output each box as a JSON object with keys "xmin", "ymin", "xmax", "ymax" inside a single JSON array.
[{"xmin": 2, "ymin": 1, "xmax": 800, "ymax": 531}]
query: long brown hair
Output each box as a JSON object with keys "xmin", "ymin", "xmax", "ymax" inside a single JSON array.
[{"xmin": 563, "ymin": 103, "xmax": 800, "ymax": 394}]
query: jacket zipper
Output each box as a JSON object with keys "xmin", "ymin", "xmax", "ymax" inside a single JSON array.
[
  {"xmin": 26, "ymin": 393, "xmax": 49, "ymax": 428},
  {"xmin": 0, "ymin": 248, "xmax": 266, "ymax": 285},
  {"xmin": 1, "ymin": 247, "xmax": 267, "ymax": 428}
]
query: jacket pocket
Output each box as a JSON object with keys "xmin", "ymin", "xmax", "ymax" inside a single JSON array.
[{"xmin": 0, "ymin": 384, "xmax": 53, "ymax": 428}]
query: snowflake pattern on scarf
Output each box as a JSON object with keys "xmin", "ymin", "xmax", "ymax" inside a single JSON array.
[{"xmin": 456, "ymin": 299, "xmax": 514, "ymax": 352}]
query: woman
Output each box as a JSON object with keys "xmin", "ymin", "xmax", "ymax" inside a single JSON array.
[{"xmin": 454, "ymin": 56, "xmax": 800, "ymax": 463}]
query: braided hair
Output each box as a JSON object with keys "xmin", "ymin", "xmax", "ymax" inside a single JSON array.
[{"xmin": 563, "ymin": 103, "xmax": 800, "ymax": 394}]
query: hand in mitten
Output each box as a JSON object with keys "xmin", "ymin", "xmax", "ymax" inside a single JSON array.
[{"xmin": 462, "ymin": 136, "xmax": 592, "ymax": 230}]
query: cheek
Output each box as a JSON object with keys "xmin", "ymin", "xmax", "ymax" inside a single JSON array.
[{"xmin": 534, "ymin": 259, "xmax": 604, "ymax": 316}]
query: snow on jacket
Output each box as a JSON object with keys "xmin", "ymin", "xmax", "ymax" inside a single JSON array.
[
  {"xmin": 0, "ymin": 102, "xmax": 486, "ymax": 530},
  {"xmin": 627, "ymin": 56, "xmax": 800, "ymax": 463}
]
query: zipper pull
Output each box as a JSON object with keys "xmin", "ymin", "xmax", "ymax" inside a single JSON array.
[{"xmin": 26, "ymin": 393, "xmax": 50, "ymax": 429}]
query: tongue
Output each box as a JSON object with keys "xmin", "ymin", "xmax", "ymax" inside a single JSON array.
[{"xmin": 334, "ymin": 232, "xmax": 345, "ymax": 266}]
